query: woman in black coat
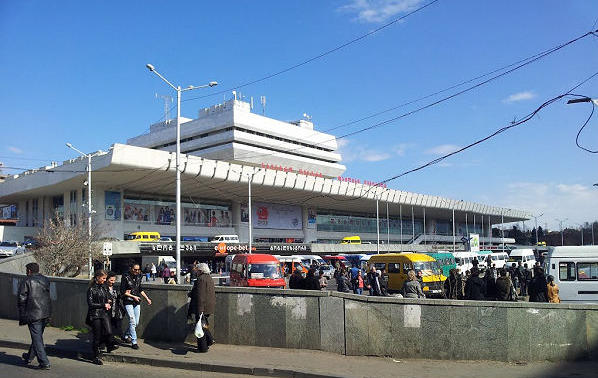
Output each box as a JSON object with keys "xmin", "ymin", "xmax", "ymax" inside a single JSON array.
[
  {"xmin": 105, "ymin": 272, "xmax": 123, "ymax": 345},
  {"xmin": 528, "ymin": 267, "xmax": 549, "ymax": 302},
  {"xmin": 86, "ymin": 269, "xmax": 115, "ymax": 365}
]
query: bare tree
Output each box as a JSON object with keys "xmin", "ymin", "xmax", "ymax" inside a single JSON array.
[{"xmin": 34, "ymin": 215, "xmax": 104, "ymax": 277}]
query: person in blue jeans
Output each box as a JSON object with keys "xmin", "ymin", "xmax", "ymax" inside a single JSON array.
[
  {"xmin": 18, "ymin": 263, "xmax": 51, "ymax": 370},
  {"xmin": 120, "ymin": 264, "xmax": 152, "ymax": 349}
]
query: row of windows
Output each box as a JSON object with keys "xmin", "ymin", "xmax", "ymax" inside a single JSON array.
[
  {"xmin": 153, "ymin": 126, "xmax": 336, "ymax": 156},
  {"xmin": 559, "ymin": 262, "xmax": 598, "ymax": 281}
]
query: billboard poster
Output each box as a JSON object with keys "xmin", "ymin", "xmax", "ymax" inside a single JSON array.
[
  {"xmin": 240, "ymin": 204, "xmax": 249, "ymax": 223},
  {"xmin": 154, "ymin": 205, "xmax": 175, "ymax": 225},
  {"xmin": 307, "ymin": 208, "xmax": 316, "ymax": 229},
  {"xmin": 470, "ymin": 233, "xmax": 480, "ymax": 252},
  {"xmin": 124, "ymin": 201, "xmax": 151, "ymax": 222},
  {"xmin": 253, "ymin": 202, "xmax": 302, "ymax": 230},
  {"xmin": 184, "ymin": 205, "xmax": 231, "ymax": 227},
  {"xmin": 104, "ymin": 191, "xmax": 121, "ymax": 221}
]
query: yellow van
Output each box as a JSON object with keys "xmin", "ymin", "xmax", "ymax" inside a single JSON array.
[
  {"xmin": 368, "ymin": 253, "xmax": 446, "ymax": 297},
  {"xmin": 125, "ymin": 231, "xmax": 161, "ymax": 242},
  {"xmin": 341, "ymin": 236, "xmax": 361, "ymax": 244}
]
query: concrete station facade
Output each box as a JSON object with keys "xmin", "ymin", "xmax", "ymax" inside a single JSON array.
[{"xmin": 0, "ymin": 98, "xmax": 530, "ymax": 247}]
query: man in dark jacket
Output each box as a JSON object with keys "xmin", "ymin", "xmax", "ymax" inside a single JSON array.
[
  {"xmin": 304, "ymin": 268, "xmax": 320, "ymax": 290},
  {"xmin": 528, "ymin": 267, "xmax": 549, "ymax": 302},
  {"xmin": 366, "ymin": 266, "xmax": 383, "ymax": 296},
  {"xmin": 289, "ymin": 269, "xmax": 305, "ymax": 289},
  {"xmin": 495, "ymin": 269, "xmax": 513, "ymax": 301},
  {"xmin": 18, "ymin": 263, "xmax": 51, "ymax": 369},
  {"xmin": 121, "ymin": 264, "xmax": 152, "ymax": 349},
  {"xmin": 188, "ymin": 263, "xmax": 215, "ymax": 352},
  {"xmin": 464, "ymin": 268, "xmax": 486, "ymax": 300}
]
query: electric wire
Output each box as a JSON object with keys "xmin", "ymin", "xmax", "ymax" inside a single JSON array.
[{"xmin": 148, "ymin": 0, "xmax": 441, "ymax": 125}]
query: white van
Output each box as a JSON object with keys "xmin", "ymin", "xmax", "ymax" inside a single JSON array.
[
  {"xmin": 453, "ymin": 251, "xmax": 479, "ymax": 275},
  {"xmin": 505, "ymin": 248, "xmax": 537, "ymax": 269},
  {"xmin": 294, "ymin": 255, "xmax": 325, "ymax": 268},
  {"xmin": 210, "ymin": 235, "xmax": 239, "ymax": 243},
  {"xmin": 545, "ymin": 246, "xmax": 598, "ymax": 303},
  {"xmin": 488, "ymin": 252, "xmax": 509, "ymax": 269}
]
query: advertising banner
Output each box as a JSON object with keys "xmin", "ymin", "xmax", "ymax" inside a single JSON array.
[
  {"xmin": 307, "ymin": 208, "xmax": 316, "ymax": 229},
  {"xmin": 470, "ymin": 233, "xmax": 480, "ymax": 252},
  {"xmin": 253, "ymin": 202, "xmax": 302, "ymax": 230},
  {"xmin": 104, "ymin": 191, "xmax": 121, "ymax": 221},
  {"xmin": 124, "ymin": 201, "xmax": 151, "ymax": 222}
]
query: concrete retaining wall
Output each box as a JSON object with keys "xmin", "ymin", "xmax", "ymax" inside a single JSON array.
[{"xmin": 1, "ymin": 271, "xmax": 596, "ymax": 362}]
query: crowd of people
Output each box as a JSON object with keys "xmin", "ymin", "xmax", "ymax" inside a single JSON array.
[{"xmin": 444, "ymin": 261, "xmax": 560, "ymax": 303}]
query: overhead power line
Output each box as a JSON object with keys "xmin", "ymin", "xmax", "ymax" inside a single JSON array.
[
  {"xmin": 149, "ymin": 0, "xmax": 441, "ymax": 125},
  {"xmin": 232, "ymin": 29, "xmax": 598, "ymax": 162}
]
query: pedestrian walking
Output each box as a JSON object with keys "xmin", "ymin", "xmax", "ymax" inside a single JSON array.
[
  {"xmin": 319, "ymin": 269, "xmax": 328, "ymax": 290},
  {"xmin": 143, "ymin": 264, "xmax": 151, "ymax": 282},
  {"xmin": 187, "ymin": 263, "xmax": 215, "ymax": 353},
  {"xmin": 528, "ymin": 267, "xmax": 549, "ymax": 303},
  {"xmin": 547, "ymin": 275, "xmax": 561, "ymax": 303},
  {"xmin": 495, "ymin": 269, "xmax": 515, "ymax": 301},
  {"xmin": 121, "ymin": 263, "xmax": 152, "ymax": 349},
  {"xmin": 355, "ymin": 270, "xmax": 364, "ymax": 295},
  {"xmin": 336, "ymin": 270, "xmax": 351, "ymax": 293},
  {"xmin": 105, "ymin": 271, "xmax": 124, "ymax": 344},
  {"xmin": 304, "ymin": 268, "xmax": 320, "ymax": 290},
  {"xmin": 444, "ymin": 268, "xmax": 458, "ymax": 299},
  {"xmin": 18, "ymin": 262, "xmax": 51, "ymax": 370},
  {"xmin": 150, "ymin": 263, "xmax": 157, "ymax": 281},
  {"xmin": 366, "ymin": 266, "xmax": 383, "ymax": 296},
  {"xmin": 161, "ymin": 264, "xmax": 171, "ymax": 284},
  {"xmin": 522, "ymin": 263, "xmax": 532, "ymax": 297},
  {"xmin": 402, "ymin": 270, "xmax": 425, "ymax": 298},
  {"xmin": 86, "ymin": 269, "xmax": 116, "ymax": 365}
]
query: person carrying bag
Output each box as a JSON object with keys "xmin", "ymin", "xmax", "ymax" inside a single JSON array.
[{"xmin": 187, "ymin": 263, "xmax": 215, "ymax": 353}]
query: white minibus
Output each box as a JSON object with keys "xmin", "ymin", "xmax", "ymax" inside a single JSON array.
[
  {"xmin": 545, "ymin": 246, "xmax": 598, "ymax": 303},
  {"xmin": 453, "ymin": 251, "xmax": 479, "ymax": 275},
  {"xmin": 505, "ymin": 248, "xmax": 537, "ymax": 269}
]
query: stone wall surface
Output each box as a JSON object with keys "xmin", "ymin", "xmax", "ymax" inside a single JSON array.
[{"xmin": 1, "ymin": 270, "xmax": 597, "ymax": 362}]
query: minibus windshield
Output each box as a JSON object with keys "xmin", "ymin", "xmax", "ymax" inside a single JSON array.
[
  {"xmin": 248, "ymin": 263, "xmax": 281, "ymax": 279},
  {"xmin": 413, "ymin": 261, "xmax": 437, "ymax": 276}
]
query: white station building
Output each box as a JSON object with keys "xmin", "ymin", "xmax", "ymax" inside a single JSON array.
[{"xmin": 0, "ymin": 98, "xmax": 530, "ymax": 247}]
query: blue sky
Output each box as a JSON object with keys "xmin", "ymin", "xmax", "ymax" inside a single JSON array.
[{"xmin": 1, "ymin": 0, "xmax": 597, "ymax": 230}]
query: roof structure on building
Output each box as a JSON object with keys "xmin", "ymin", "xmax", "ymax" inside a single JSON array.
[{"xmin": 0, "ymin": 143, "xmax": 531, "ymax": 222}]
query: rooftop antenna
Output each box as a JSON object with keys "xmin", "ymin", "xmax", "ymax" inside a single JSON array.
[
  {"xmin": 250, "ymin": 96, "xmax": 254, "ymax": 110},
  {"xmin": 155, "ymin": 93, "xmax": 173, "ymax": 124},
  {"xmin": 232, "ymin": 90, "xmax": 237, "ymax": 101},
  {"xmin": 260, "ymin": 96, "xmax": 266, "ymax": 115},
  {"xmin": 303, "ymin": 113, "xmax": 312, "ymax": 121}
]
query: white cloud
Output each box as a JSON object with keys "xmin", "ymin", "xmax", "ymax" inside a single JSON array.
[
  {"xmin": 502, "ymin": 181, "xmax": 598, "ymax": 230},
  {"xmin": 340, "ymin": 0, "xmax": 424, "ymax": 23},
  {"xmin": 8, "ymin": 146, "xmax": 23, "ymax": 154},
  {"xmin": 502, "ymin": 91, "xmax": 536, "ymax": 103},
  {"xmin": 424, "ymin": 144, "xmax": 460, "ymax": 155},
  {"xmin": 338, "ymin": 139, "xmax": 408, "ymax": 162}
]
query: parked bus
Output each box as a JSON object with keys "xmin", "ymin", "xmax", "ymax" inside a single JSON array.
[
  {"xmin": 322, "ymin": 255, "xmax": 350, "ymax": 269},
  {"xmin": 368, "ymin": 253, "xmax": 446, "ymax": 297},
  {"xmin": 341, "ymin": 236, "xmax": 361, "ymax": 244},
  {"xmin": 293, "ymin": 254, "xmax": 326, "ymax": 268},
  {"xmin": 125, "ymin": 231, "xmax": 160, "ymax": 241},
  {"xmin": 276, "ymin": 255, "xmax": 309, "ymax": 276},
  {"xmin": 422, "ymin": 251, "xmax": 456, "ymax": 277},
  {"xmin": 229, "ymin": 254, "xmax": 285, "ymax": 288},
  {"xmin": 453, "ymin": 251, "xmax": 479, "ymax": 275},
  {"xmin": 545, "ymin": 246, "xmax": 598, "ymax": 303},
  {"xmin": 506, "ymin": 248, "xmax": 537, "ymax": 269}
]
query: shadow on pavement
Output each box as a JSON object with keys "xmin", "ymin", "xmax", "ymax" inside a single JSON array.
[{"xmin": 0, "ymin": 350, "xmax": 26, "ymax": 367}]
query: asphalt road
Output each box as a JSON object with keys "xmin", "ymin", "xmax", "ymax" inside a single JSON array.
[{"xmin": 0, "ymin": 346, "xmax": 248, "ymax": 378}]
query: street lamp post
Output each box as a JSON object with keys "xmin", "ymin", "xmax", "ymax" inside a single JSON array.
[
  {"xmin": 556, "ymin": 218, "xmax": 568, "ymax": 246},
  {"xmin": 452, "ymin": 206, "xmax": 456, "ymax": 253},
  {"xmin": 146, "ymin": 64, "xmax": 217, "ymax": 284},
  {"xmin": 376, "ymin": 195, "xmax": 380, "ymax": 254},
  {"xmin": 66, "ymin": 143, "xmax": 93, "ymax": 278}
]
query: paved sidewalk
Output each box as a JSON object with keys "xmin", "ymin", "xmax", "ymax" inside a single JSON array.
[{"xmin": 0, "ymin": 318, "xmax": 595, "ymax": 378}]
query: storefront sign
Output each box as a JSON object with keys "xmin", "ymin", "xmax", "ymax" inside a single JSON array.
[{"xmin": 138, "ymin": 242, "xmax": 311, "ymax": 256}]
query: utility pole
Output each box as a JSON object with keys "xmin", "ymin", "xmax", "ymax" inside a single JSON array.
[{"xmin": 556, "ymin": 218, "xmax": 568, "ymax": 246}]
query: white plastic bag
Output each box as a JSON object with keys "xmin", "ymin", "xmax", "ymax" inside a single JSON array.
[{"xmin": 194, "ymin": 313, "xmax": 204, "ymax": 338}]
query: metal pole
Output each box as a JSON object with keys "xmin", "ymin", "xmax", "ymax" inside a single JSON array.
[
  {"xmin": 376, "ymin": 197, "xmax": 380, "ymax": 254},
  {"xmin": 175, "ymin": 87, "xmax": 182, "ymax": 284},
  {"xmin": 481, "ymin": 214, "xmax": 484, "ymax": 248},
  {"xmin": 423, "ymin": 207, "xmax": 426, "ymax": 245},
  {"xmin": 535, "ymin": 216, "xmax": 539, "ymax": 246},
  {"xmin": 386, "ymin": 201, "xmax": 390, "ymax": 244},
  {"xmin": 580, "ymin": 225, "xmax": 584, "ymax": 246},
  {"xmin": 248, "ymin": 174, "xmax": 253, "ymax": 254},
  {"xmin": 592, "ymin": 222, "xmax": 595, "ymax": 246},
  {"xmin": 400, "ymin": 205, "xmax": 403, "ymax": 252},
  {"xmin": 501, "ymin": 211, "xmax": 505, "ymax": 251},
  {"xmin": 87, "ymin": 154, "xmax": 92, "ymax": 279},
  {"xmin": 411, "ymin": 206, "xmax": 415, "ymax": 245},
  {"xmin": 466, "ymin": 213, "xmax": 469, "ymax": 238},
  {"xmin": 452, "ymin": 206, "xmax": 456, "ymax": 252}
]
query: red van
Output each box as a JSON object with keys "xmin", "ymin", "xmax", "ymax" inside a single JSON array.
[{"xmin": 230, "ymin": 254, "xmax": 286, "ymax": 288}]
